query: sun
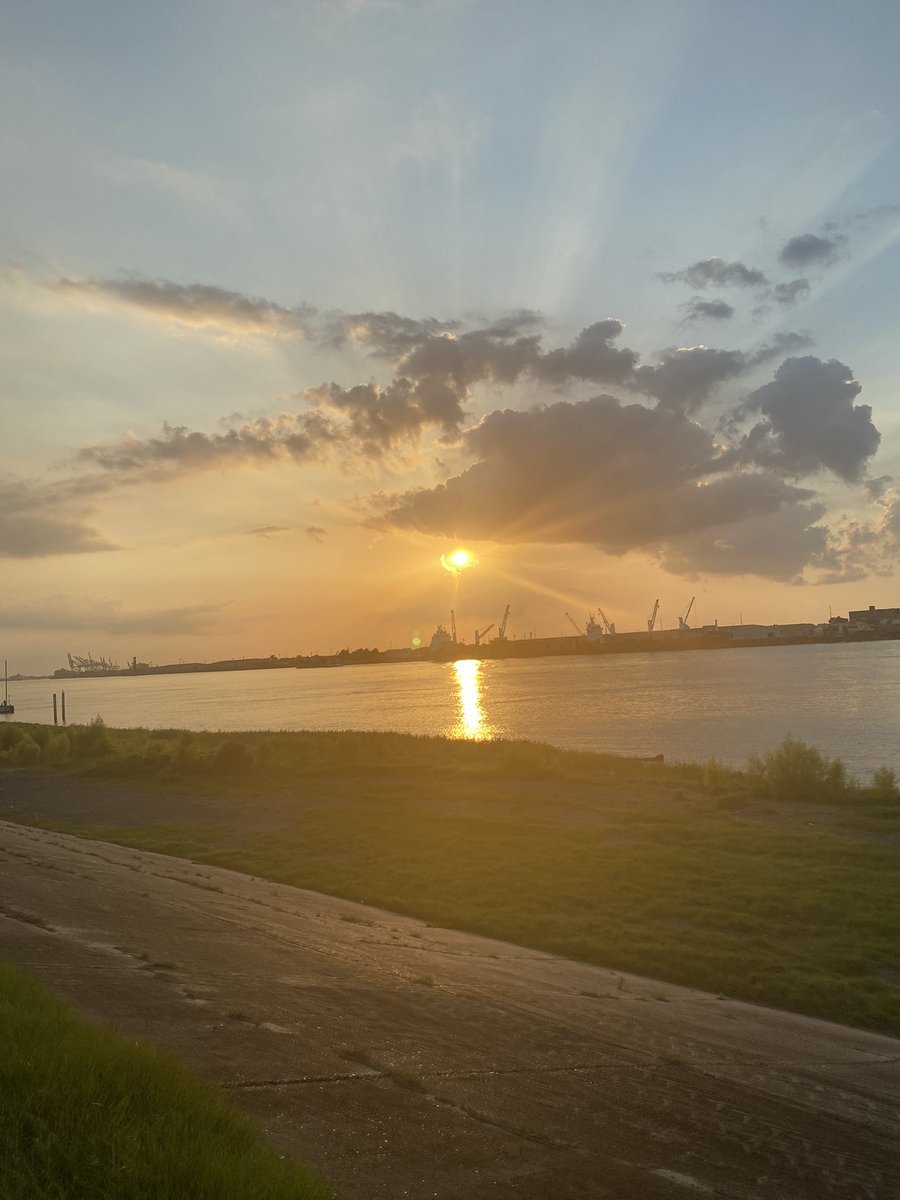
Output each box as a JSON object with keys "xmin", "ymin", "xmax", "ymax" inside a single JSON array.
[{"xmin": 440, "ymin": 548, "xmax": 476, "ymax": 576}]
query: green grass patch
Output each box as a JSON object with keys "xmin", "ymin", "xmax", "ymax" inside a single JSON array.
[
  {"xmin": 4, "ymin": 724, "xmax": 900, "ymax": 1036},
  {"xmin": 0, "ymin": 962, "xmax": 331, "ymax": 1200}
]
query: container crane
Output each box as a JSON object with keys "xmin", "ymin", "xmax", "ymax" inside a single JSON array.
[
  {"xmin": 496, "ymin": 604, "xmax": 511, "ymax": 641},
  {"xmin": 647, "ymin": 598, "xmax": 660, "ymax": 632},
  {"xmin": 678, "ymin": 596, "xmax": 695, "ymax": 631},
  {"xmin": 475, "ymin": 623, "xmax": 494, "ymax": 646}
]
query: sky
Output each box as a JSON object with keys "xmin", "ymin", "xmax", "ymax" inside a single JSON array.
[{"xmin": 3, "ymin": 0, "xmax": 900, "ymax": 673}]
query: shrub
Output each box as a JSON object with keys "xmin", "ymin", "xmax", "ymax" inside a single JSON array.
[
  {"xmin": 70, "ymin": 716, "xmax": 113, "ymax": 761},
  {"xmin": 43, "ymin": 731, "xmax": 72, "ymax": 764},
  {"xmin": 703, "ymin": 758, "xmax": 742, "ymax": 793},
  {"xmin": 747, "ymin": 736, "xmax": 853, "ymax": 803},
  {"xmin": 10, "ymin": 733, "xmax": 42, "ymax": 766},
  {"xmin": 869, "ymin": 766, "xmax": 900, "ymax": 803}
]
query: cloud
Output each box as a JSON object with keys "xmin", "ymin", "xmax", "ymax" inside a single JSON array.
[
  {"xmin": 660, "ymin": 257, "xmax": 769, "ymax": 289},
  {"xmin": 659, "ymin": 502, "xmax": 829, "ymax": 582},
  {"xmin": 634, "ymin": 346, "xmax": 748, "ymax": 412},
  {"xmin": 306, "ymin": 526, "xmax": 328, "ymax": 542},
  {"xmin": 56, "ymin": 276, "xmax": 315, "ymax": 337},
  {"xmin": 531, "ymin": 320, "xmax": 638, "ymax": 385},
  {"xmin": 737, "ymin": 357, "xmax": 880, "ymax": 483},
  {"xmin": 378, "ymin": 394, "xmax": 826, "ymax": 578},
  {"xmin": 306, "ymin": 379, "xmax": 465, "ymax": 455},
  {"xmin": 42, "ymin": 274, "xmax": 887, "ymax": 583},
  {"xmin": 324, "ymin": 310, "xmax": 456, "ymax": 357},
  {"xmin": 77, "ymin": 413, "xmax": 337, "ymax": 479},
  {"xmin": 778, "ymin": 233, "xmax": 845, "ymax": 269},
  {"xmin": 682, "ymin": 298, "xmax": 735, "ymax": 322},
  {"xmin": 245, "ymin": 525, "xmax": 291, "ymax": 538},
  {"xmin": 0, "ymin": 482, "xmax": 115, "ymax": 559},
  {"xmin": 632, "ymin": 333, "xmax": 811, "ymax": 414},
  {"xmin": 0, "ymin": 597, "xmax": 226, "ymax": 635},
  {"xmin": 772, "ymin": 278, "xmax": 811, "ymax": 305}
]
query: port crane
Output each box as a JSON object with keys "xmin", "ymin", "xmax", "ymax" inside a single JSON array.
[
  {"xmin": 450, "ymin": 609, "xmax": 458, "ymax": 643},
  {"xmin": 496, "ymin": 604, "xmax": 511, "ymax": 641},
  {"xmin": 597, "ymin": 607, "xmax": 616, "ymax": 635},
  {"xmin": 474, "ymin": 623, "xmax": 494, "ymax": 646},
  {"xmin": 564, "ymin": 612, "xmax": 584, "ymax": 636},
  {"xmin": 678, "ymin": 596, "xmax": 695, "ymax": 631},
  {"xmin": 647, "ymin": 598, "xmax": 660, "ymax": 632}
]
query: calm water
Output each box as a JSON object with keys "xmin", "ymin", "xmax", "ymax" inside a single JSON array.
[{"xmin": 3, "ymin": 641, "xmax": 898, "ymax": 778}]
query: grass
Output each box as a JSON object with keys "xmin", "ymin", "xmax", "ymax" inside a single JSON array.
[
  {"xmin": 0, "ymin": 962, "xmax": 332, "ymax": 1200},
  {"xmin": 2, "ymin": 722, "xmax": 900, "ymax": 1036}
]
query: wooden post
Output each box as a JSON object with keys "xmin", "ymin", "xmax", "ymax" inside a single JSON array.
[
  {"xmin": 52, "ymin": 694, "xmax": 58, "ymax": 726},
  {"xmin": 61, "ymin": 692, "xmax": 66, "ymax": 725}
]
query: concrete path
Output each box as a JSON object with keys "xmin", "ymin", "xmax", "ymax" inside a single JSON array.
[{"xmin": 0, "ymin": 818, "xmax": 897, "ymax": 1199}]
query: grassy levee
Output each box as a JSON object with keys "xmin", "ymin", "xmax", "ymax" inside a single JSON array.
[
  {"xmin": 0, "ymin": 962, "xmax": 333, "ymax": 1200},
  {"xmin": 2, "ymin": 720, "xmax": 900, "ymax": 1036}
]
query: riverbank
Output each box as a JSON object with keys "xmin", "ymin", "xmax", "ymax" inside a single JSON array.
[
  {"xmin": 2, "ymin": 724, "xmax": 899, "ymax": 1036},
  {"xmin": 45, "ymin": 624, "xmax": 900, "ymax": 680}
]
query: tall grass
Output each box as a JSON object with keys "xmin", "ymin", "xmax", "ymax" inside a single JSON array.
[{"xmin": 0, "ymin": 963, "xmax": 332, "ymax": 1200}]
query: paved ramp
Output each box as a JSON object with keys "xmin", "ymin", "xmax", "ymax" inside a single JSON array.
[{"xmin": 0, "ymin": 819, "xmax": 897, "ymax": 1199}]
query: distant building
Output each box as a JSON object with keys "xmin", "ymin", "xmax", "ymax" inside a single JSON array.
[{"xmin": 848, "ymin": 606, "xmax": 900, "ymax": 629}]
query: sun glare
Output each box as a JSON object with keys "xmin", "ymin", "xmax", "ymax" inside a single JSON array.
[
  {"xmin": 441, "ymin": 548, "xmax": 476, "ymax": 576},
  {"xmin": 450, "ymin": 659, "xmax": 494, "ymax": 741}
]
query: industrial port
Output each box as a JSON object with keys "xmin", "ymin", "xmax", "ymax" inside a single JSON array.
[{"xmin": 46, "ymin": 604, "xmax": 900, "ymax": 680}]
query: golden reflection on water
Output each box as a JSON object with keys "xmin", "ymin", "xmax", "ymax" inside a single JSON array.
[{"xmin": 449, "ymin": 659, "xmax": 496, "ymax": 741}]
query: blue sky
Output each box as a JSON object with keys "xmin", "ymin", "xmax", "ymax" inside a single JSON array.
[{"xmin": 3, "ymin": 1, "xmax": 900, "ymax": 671}]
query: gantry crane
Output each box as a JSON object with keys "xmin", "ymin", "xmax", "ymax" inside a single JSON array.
[
  {"xmin": 647, "ymin": 598, "xmax": 660, "ymax": 632},
  {"xmin": 475, "ymin": 623, "xmax": 494, "ymax": 646},
  {"xmin": 597, "ymin": 607, "xmax": 616, "ymax": 635}
]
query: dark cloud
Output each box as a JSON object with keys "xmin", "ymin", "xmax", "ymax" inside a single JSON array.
[
  {"xmin": 634, "ymin": 346, "xmax": 748, "ymax": 412},
  {"xmin": 324, "ymin": 310, "xmax": 454, "ymax": 357},
  {"xmin": 748, "ymin": 331, "xmax": 814, "ymax": 364},
  {"xmin": 531, "ymin": 320, "xmax": 638, "ymax": 385},
  {"xmin": 57, "ymin": 277, "xmax": 315, "ymax": 336},
  {"xmin": 682, "ymin": 298, "xmax": 735, "ymax": 322},
  {"xmin": 772, "ymin": 278, "xmax": 811, "ymax": 306},
  {"xmin": 660, "ymin": 257, "xmax": 769, "ymax": 289},
  {"xmin": 632, "ymin": 333, "xmax": 812, "ymax": 414},
  {"xmin": 737, "ymin": 357, "xmax": 880, "ymax": 483},
  {"xmin": 379, "ymin": 395, "xmax": 822, "ymax": 578},
  {"xmin": 306, "ymin": 526, "xmax": 328, "ymax": 542},
  {"xmin": 0, "ymin": 482, "xmax": 115, "ymax": 559},
  {"xmin": 78, "ymin": 413, "xmax": 336, "ymax": 478},
  {"xmin": 778, "ymin": 233, "xmax": 844, "ymax": 269},
  {"xmin": 307, "ymin": 378, "xmax": 465, "ymax": 455},
  {"xmin": 308, "ymin": 318, "xmax": 639, "ymax": 451},
  {"xmin": 47, "ymin": 272, "xmax": 887, "ymax": 583},
  {"xmin": 660, "ymin": 503, "xmax": 828, "ymax": 582}
]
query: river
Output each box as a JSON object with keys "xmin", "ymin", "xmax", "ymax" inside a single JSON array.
[{"xmin": 3, "ymin": 641, "xmax": 898, "ymax": 778}]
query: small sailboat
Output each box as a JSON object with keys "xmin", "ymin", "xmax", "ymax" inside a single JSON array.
[{"xmin": 1, "ymin": 661, "xmax": 14, "ymax": 714}]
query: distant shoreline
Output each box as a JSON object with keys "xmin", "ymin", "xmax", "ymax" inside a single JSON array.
[{"xmin": 46, "ymin": 625, "xmax": 900, "ymax": 681}]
